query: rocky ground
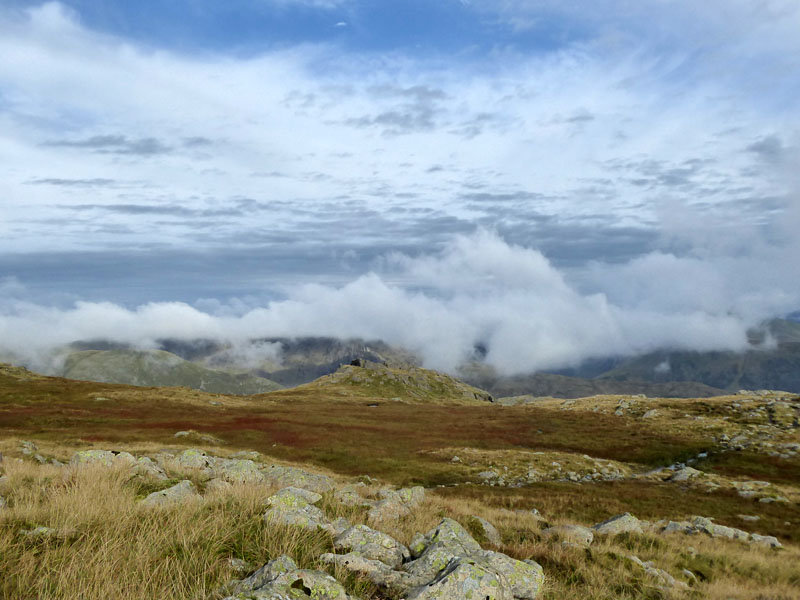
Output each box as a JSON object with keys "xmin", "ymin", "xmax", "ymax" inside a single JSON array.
[{"xmin": 0, "ymin": 362, "xmax": 798, "ymax": 599}]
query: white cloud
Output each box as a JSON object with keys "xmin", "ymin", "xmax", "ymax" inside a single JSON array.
[{"xmin": 0, "ymin": 230, "xmax": 785, "ymax": 376}]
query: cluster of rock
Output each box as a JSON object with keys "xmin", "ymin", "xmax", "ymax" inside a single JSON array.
[
  {"xmin": 545, "ymin": 512, "xmax": 783, "ymax": 550},
  {"xmin": 335, "ymin": 482, "xmax": 426, "ymax": 522},
  {"xmin": 650, "ymin": 516, "xmax": 782, "ymax": 548},
  {"xmin": 220, "ymin": 481, "xmax": 545, "ymax": 600},
  {"xmin": 449, "ymin": 451, "xmax": 629, "ymax": 487},
  {"xmin": 321, "ymin": 519, "xmax": 542, "ymax": 600}
]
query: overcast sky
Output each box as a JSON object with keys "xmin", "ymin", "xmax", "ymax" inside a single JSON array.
[{"xmin": 1, "ymin": 1, "xmax": 799, "ymax": 373}]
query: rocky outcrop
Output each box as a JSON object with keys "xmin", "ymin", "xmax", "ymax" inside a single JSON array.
[
  {"xmin": 368, "ymin": 486, "xmax": 426, "ymax": 523},
  {"xmin": 324, "ymin": 518, "xmax": 544, "ymax": 600},
  {"xmin": 262, "ymin": 487, "xmax": 334, "ymax": 534},
  {"xmin": 470, "ymin": 515, "xmax": 502, "ymax": 545},
  {"xmin": 592, "ymin": 513, "xmax": 643, "ymax": 536},
  {"xmin": 334, "ymin": 524, "xmax": 410, "ymax": 568},
  {"xmin": 141, "ymin": 480, "xmax": 200, "ymax": 507},
  {"xmin": 224, "ymin": 555, "xmax": 356, "ymax": 600},
  {"xmin": 261, "ymin": 465, "xmax": 334, "ymax": 494},
  {"xmin": 651, "ymin": 516, "xmax": 782, "ymax": 548}
]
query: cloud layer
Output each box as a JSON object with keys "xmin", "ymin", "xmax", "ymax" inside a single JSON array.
[{"xmin": 2, "ymin": 229, "xmax": 796, "ymax": 376}]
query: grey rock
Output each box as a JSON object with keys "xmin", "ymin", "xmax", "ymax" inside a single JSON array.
[
  {"xmin": 19, "ymin": 526, "xmax": 59, "ymax": 538},
  {"xmin": 471, "ymin": 515, "xmax": 502, "ymax": 545},
  {"xmin": 406, "ymin": 558, "xmax": 512, "ymax": 600},
  {"xmin": 542, "ymin": 524, "xmax": 593, "ymax": 547},
  {"xmin": 214, "ymin": 459, "xmax": 265, "ymax": 484},
  {"xmin": 176, "ymin": 448, "xmax": 214, "ymax": 470},
  {"xmin": 334, "ymin": 483, "xmax": 373, "ymax": 507},
  {"xmin": 261, "ymin": 465, "xmax": 334, "ymax": 494},
  {"xmin": 592, "ymin": 513, "xmax": 643, "ymax": 536},
  {"xmin": 263, "ymin": 487, "xmax": 332, "ymax": 533},
  {"xmin": 320, "ymin": 552, "xmax": 421, "ymax": 591},
  {"xmin": 332, "ymin": 517, "xmax": 351, "ymax": 536},
  {"xmin": 230, "ymin": 450, "xmax": 261, "ymax": 460},
  {"xmin": 228, "ymin": 555, "xmax": 354, "ymax": 600},
  {"xmin": 141, "ymin": 480, "xmax": 199, "ymax": 506},
  {"xmin": 70, "ymin": 449, "xmax": 115, "ymax": 467},
  {"xmin": 670, "ymin": 467, "xmax": 703, "ymax": 482},
  {"xmin": 749, "ymin": 533, "xmax": 782, "ymax": 548},
  {"xmin": 134, "ymin": 456, "xmax": 168, "ymax": 480},
  {"xmin": 691, "ymin": 517, "xmax": 749, "ymax": 541},
  {"xmin": 368, "ymin": 486, "xmax": 425, "ymax": 523},
  {"xmin": 334, "ymin": 524, "xmax": 410, "ymax": 567},
  {"xmin": 205, "ymin": 478, "xmax": 234, "ymax": 493}
]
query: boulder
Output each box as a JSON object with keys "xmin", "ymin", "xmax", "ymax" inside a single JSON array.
[
  {"xmin": 272, "ymin": 486, "xmax": 322, "ymax": 504},
  {"xmin": 670, "ymin": 467, "xmax": 702, "ymax": 482},
  {"xmin": 141, "ymin": 480, "xmax": 199, "ymax": 507},
  {"xmin": 592, "ymin": 513, "xmax": 643, "ymax": 536},
  {"xmin": 334, "ymin": 483, "xmax": 374, "ymax": 507},
  {"xmin": 749, "ymin": 533, "xmax": 781, "ymax": 548},
  {"xmin": 325, "ymin": 518, "xmax": 544, "ymax": 599},
  {"xmin": 263, "ymin": 487, "xmax": 332, "ymax": 534},
  {"xmin": 70, "ymin": 449, "xmax": 115, "ymax": 467},
  {"xmin": 368, "ymin": 486, "xmax": 426, "ymax": 523},
  {"xmin": 406, "ymin": 558, "xmax": 513, "ymax": 600},
  {"xmin": 231, "ymin": 450, "xmax": 261, "ymax": 460},
  {"xmin": 627, "ymin": 555, "xmax": 688, "ymax": 590},
  {"xmin": 176, "ymin": 448, "xmax": 214, "ymax": 470},
  {"xmin": 226, "ymin": 555, "xmax": 355, "ymax": 600},
  {"xmin": 134, "ymin": 456, "xmax": 168, "ymax": 480},
  {"xmin": 320, "ymin": 552, "xmax": 420, "ymax": 592},
  {"xmin": 334, "ymin": 524, "xmax": 410, "ymax": 568},
  {"xmin": 542, "ymin": 524, "xmax": 593, "ymax": 547},
  {"xmin": 213, "ymin": 459, "xmax": 265, "ymax": 485},
  {"xmin": 205, "ymin": 478, "xmax": 234, "ymax": 494},
  {"xmin": 262, "ymin": 465, "xmax": 334, "ymax": 494},
  {"xmin": 471, "ymin": 515, "xmax": 502, "ymax": 546},
  {"xmin": 691, "ymin": 517, "xmax": 749, "ymax": 541}
]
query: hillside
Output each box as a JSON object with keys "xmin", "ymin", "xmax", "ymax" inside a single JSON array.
[
  {"xmin": 1, "ymin": 361, "xmax": 798, "ymax": 599},
  {"xmin": 59, "ymin": 349, "xmax": 283, "ymax": 395}
]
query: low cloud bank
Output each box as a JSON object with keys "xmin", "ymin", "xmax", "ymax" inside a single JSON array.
[{"xmin": 1, "ymin": 229, "xmax": 797, "ymax": 376}]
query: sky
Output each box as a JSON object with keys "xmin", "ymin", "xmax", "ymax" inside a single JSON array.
[{"xmin": 1, "ymin": 1, "xmax": 799, "ymax": 374}]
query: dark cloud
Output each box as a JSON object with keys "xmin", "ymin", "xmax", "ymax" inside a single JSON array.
[
  {"xmin": 27, "ymin": 178, "xmax": 116, "ymax": 187},
  {"xmin": 746, "ymin": 135, "xmax": 784, "ymax": 163},
  {"xmin": 182, "ymin": 136, "xmax": 214, "ymax": 147},
  {"xmin": 603, "ymin": 156, "xmax": 718, "ymax": 190},
  {"xmin": 63, "ymin": 203, "xmax": 243, "ymax": 218},
  {"xmin": 45, "ymin": 134, "xmax": 171, "ymax": 156},
  {"xmin": 450, "ymin": 112, "xmax": 507, "ymax": 138},
  {"xmin": 460, "ymin": 190, "xmax": 552, "ymax": 203},
  {"xmin": 343, "ymin": 85, "xmax": 447, "ymax": 135}
]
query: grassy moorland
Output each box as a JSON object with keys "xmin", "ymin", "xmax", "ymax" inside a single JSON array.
[{"xmin": 1, "ymin": 362, "xmax": 798, "ymax": 599}]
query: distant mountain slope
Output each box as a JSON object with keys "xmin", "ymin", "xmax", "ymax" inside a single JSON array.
[
  {"xmin": 459, "ymin": 365, "xmax": 725, "ymax": 399},
  {"xmin": 596, "ymin": 345, "xmax": 800, "ymax": 393},
  {"xmin": 60, "ymin": 349, "xmax": 282, "ymax": 395}
]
